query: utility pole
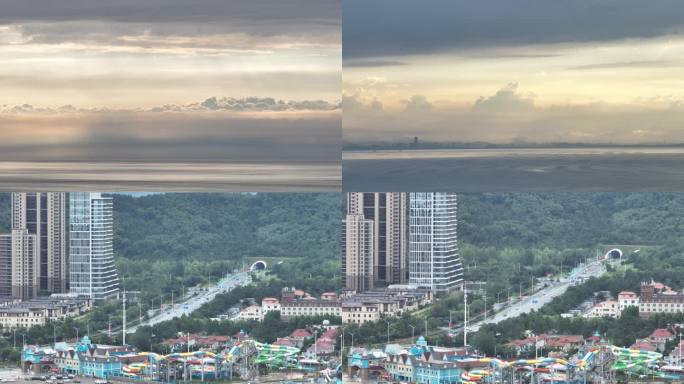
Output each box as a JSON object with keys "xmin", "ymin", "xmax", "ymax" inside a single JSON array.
[
  {"xmin": 464, "ymin": 283, "xmax": 468, "ymax": 347},
  {"xmin": 409, "ymin": 325, "xmax": 415, "ymax": 345},
  {"xmin": 484, "ymin": 294, "xmax": 487, "ymax": 321},
  {"xmin": 425, "ymin": 319, "xmax": 428, "ymax": 339},
  {"xmin": 385, "ymin": 320, "xmax": 391, "ymax": 345},
  {"xmin": 122, "ymin": 290, "xmax": 127, "ymax": 345},
  {"xmin": 108, "ymin": 316, "xmax": 112, "ymax": 338}
]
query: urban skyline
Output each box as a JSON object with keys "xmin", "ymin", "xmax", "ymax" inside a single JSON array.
[
  {"xmin": 342, "ymin": 192, "xmax": 463, "ymax": 294},
  {"xmin": 0, "ymin": 192, "xmax": 119, "ymax": 303}
]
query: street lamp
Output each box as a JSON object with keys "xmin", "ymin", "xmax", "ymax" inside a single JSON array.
[
  {"xmin": 385, "ymin": 320, "xmax": 392, "ymax": 345},
  {"xmin": 449, "ymin": 310, "xmax": 459, "ymax": 329},
  {"xmin": 348, "ymin": 332, "xmax": 355, "ymax": 350},
  {"xmin": 679, "ymin": 332, "xmax": 682, "ymax": 367},
  {"xmin": 494, "ymin": 332, "xmax": 501, "ymax": 357},
  {"xmin": 408, "ymin": 325, "xmax": 416, "ymax": 345}
]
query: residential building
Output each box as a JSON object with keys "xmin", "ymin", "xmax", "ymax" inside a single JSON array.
[
  {"xmin": 0, "ymin": 230, "xmax": 38, "ymax": 300},
  {"xmin": 638, "ymin": 280, "xmax": 684, "ymax": 318},
  {"xmin": 649, "ymin": 328, "xmax": 676, "ymax": 352},
  {"xmin": 506, "ymin": 334, "xmax": 584, "ymax": 356},
  {"xmin": 290, "ymin": 328, "xmax": 313, "ymax": 347},
  {"xmin": 11, "ymin": 192, "xmax": 66, "ymax": 296},
  {"xmin": 342, "ymin": 214, "xmax": 375, "ymax": 291},
  {"xmin": 408, "ymin": 193, "xmax": 463, "ymax": 292},
  {"xmin": 0, "ymin": 294, "xmax": 91, "ymax": 330},
  {"xmin": 307, "ymin": 328, "xmax": 338, "ymax": 357},
  {"xmin": 69, "ymin": 192, "xmax": 120, "ymax": 302},
  {"xmin": 0, "ymin": 234, "xmax": 11, "ymax": 297},
  {"xmin": 261, "ymin": 297, "xmax": 281, "ymax": 314},
  {"xmin": 341, "ymin": 286, "xmax": 432, "ymax": 324},
  {"xmin": 345, "ymin": 193, "xmax": 408, "ymax": 288},
  {"xmin": 618, "ymin": 291, "xmax": 639, "ymax": 311},
  {"xmin": 10, "ymin": 229, "xmax": 39, "ymax": 300},
  {"xmin": 236, "ymin": 305, "xmax": 263, "ymax": 321},
  {"xmin": 587, "ymin": 300, "xmax": 620, "ymax": 318},
  {"xmin": 280, "ymin": 298, "xmax": 341, "ymax": 319},
  {"xmin": 161, "ymin": 334, "xmax": 230, "ymax": 350}
]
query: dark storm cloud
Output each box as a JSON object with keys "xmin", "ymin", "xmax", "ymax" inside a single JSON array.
[
  {"xmin": 0, "ymin": 0, "xmax": 339, "ymax": 30},
  {"xmin": 0, "ymin": 0, "xmax": 340, "ymax": 46},
  {"xmin": 343, "ymin": 0, "xmax": 684, "ymax": 59}
]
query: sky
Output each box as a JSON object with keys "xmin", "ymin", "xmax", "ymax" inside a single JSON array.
[
  {"xmin": 0, "ymin": 0, "xmax": 340, "ymax": 163},
  {"xmin": 343, "ymin": 0, "xmax": 684, "ymax": 145}
]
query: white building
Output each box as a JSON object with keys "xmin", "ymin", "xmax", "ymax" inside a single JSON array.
[
  {"xmin": 341, "ymin": 287, "xmax": 432, "ymax": 325},
  {"xmin": 587, "ymin": 299, "xmax": 620, "ymax": 318},
  {"xmin": 0, "ymin": 294, "xmax": 91, "ymax": 330},
  {"xmin": 262, "ymin": 297, "xmax": 281, "ymax": 314},
  {"xmin": 342, "ymin": 214, "xmax": 375, "ymax": 292},
  {"xmin": 237, "ymin": 305, "xmax": 263, "ymax": 321},
  {"xmin": 280, "ymin": 298, "xmax": 341, "ymax": 319},
  {"xmin": 69, "ymin": 193, "xmax": 120, "ymax": 302},
  {"xmin": 618, "ymin": 291, "xmax": 639, "ymax": 311},
  {"xmin": 408, "ymin": 193, "xmax": 463, "ymax": 292}
]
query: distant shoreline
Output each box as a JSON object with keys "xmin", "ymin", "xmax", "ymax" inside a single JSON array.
[
  {"xmin": 342, "ymin": 146, "xmax": 684, "ymax": 161},
  {"xmin": 343, "ymin": 142, "xmax": 684, "ymax": 151}
]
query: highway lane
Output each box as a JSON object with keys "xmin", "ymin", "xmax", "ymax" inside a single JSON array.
[
  {"xmin": 450, "ymin": 261, "xmax": 607, "ymax": 336},
  {"xmin": 126, "ymin": 271, "xmax": 252, "ymax": 334}
]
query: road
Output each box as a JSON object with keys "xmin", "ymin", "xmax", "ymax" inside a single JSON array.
[
  {"xmin": 126, "ymin": 271, "xmax": 252, "ymax": 333},
  {"xmin": 450, "ymin": 260, "xmax": 607, "ymax": 336}
]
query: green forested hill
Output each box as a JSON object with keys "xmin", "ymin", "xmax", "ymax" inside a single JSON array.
[
  {"xmin": 459, "ymin": 193, "xmax": 684, "ymax": 248},
  {"xmin": 112, "ymin": 193, "xmax": 341, "ymax": 261},
  {"xmin": 0, "ymin": 192, "xmax": 341, "ymax": 261},
  {"xmin": 2, "ymin": 192, "xmax": 684, "ymax": 254}
]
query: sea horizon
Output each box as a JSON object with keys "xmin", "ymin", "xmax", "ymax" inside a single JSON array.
[{"xmin": 0, "ymin": 161, "xmax": 340, "ymax": 192}]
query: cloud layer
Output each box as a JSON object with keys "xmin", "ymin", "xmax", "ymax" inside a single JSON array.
[
  {"xmin": 0, "ymin": 97, "xmax": 340, "ymax": 114},
  {"xmin": 344, "ymin": 0, "xmax": 684, "ymax": 59},
  {"xmin": 344, "ymin": 83, "xmax": 684, "ymax": 145}
]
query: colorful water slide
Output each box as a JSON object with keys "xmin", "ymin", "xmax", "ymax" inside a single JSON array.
[
  {"xmin": 223, "ymin": 340, "xmax": 300, "ymax": 367},
  {"xmin": 461, "ymin": 357, "xmax": 571, "ymax": 384},
  {"xmin": 609, "ymin": 346, "xmax": 662, "ymax": 372}
]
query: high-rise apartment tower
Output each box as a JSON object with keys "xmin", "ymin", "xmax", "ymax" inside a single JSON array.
[
  {"xmin": 408, "ymin": 192, "xmax": 463, "ymax": 292},
  {"xmin": 69, "ymin": 193, "xmax": 120, "ymax": 302},
  {"xmin": 11, "ymin": 192, "xmax": 66, "ymax": 296}
]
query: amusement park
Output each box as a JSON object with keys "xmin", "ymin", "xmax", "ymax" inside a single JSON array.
[
  {"xmin": 19, "ymin": 331, "xmax": 343, "ymax": 383},
  {"xmin": 345, "ymin": 332, "xmax": 684, "ymax": 384}
]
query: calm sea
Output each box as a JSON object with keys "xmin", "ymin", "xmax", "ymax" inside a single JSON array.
[{"xmin": 343, "ymin": 147, "xmax": 684, "ymax": 191}]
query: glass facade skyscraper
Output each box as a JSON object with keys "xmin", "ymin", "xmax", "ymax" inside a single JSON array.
[
  {"xmin": 409, "ymin": 192, "xmax": 463, "ymax": 292},
  {"xmin": 11, "ymin": 192, "xmax": 65, "ymax": 296},
  {"xmin": 69, "ymin": 193, "xmax": 119, "ymax": 302}
]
